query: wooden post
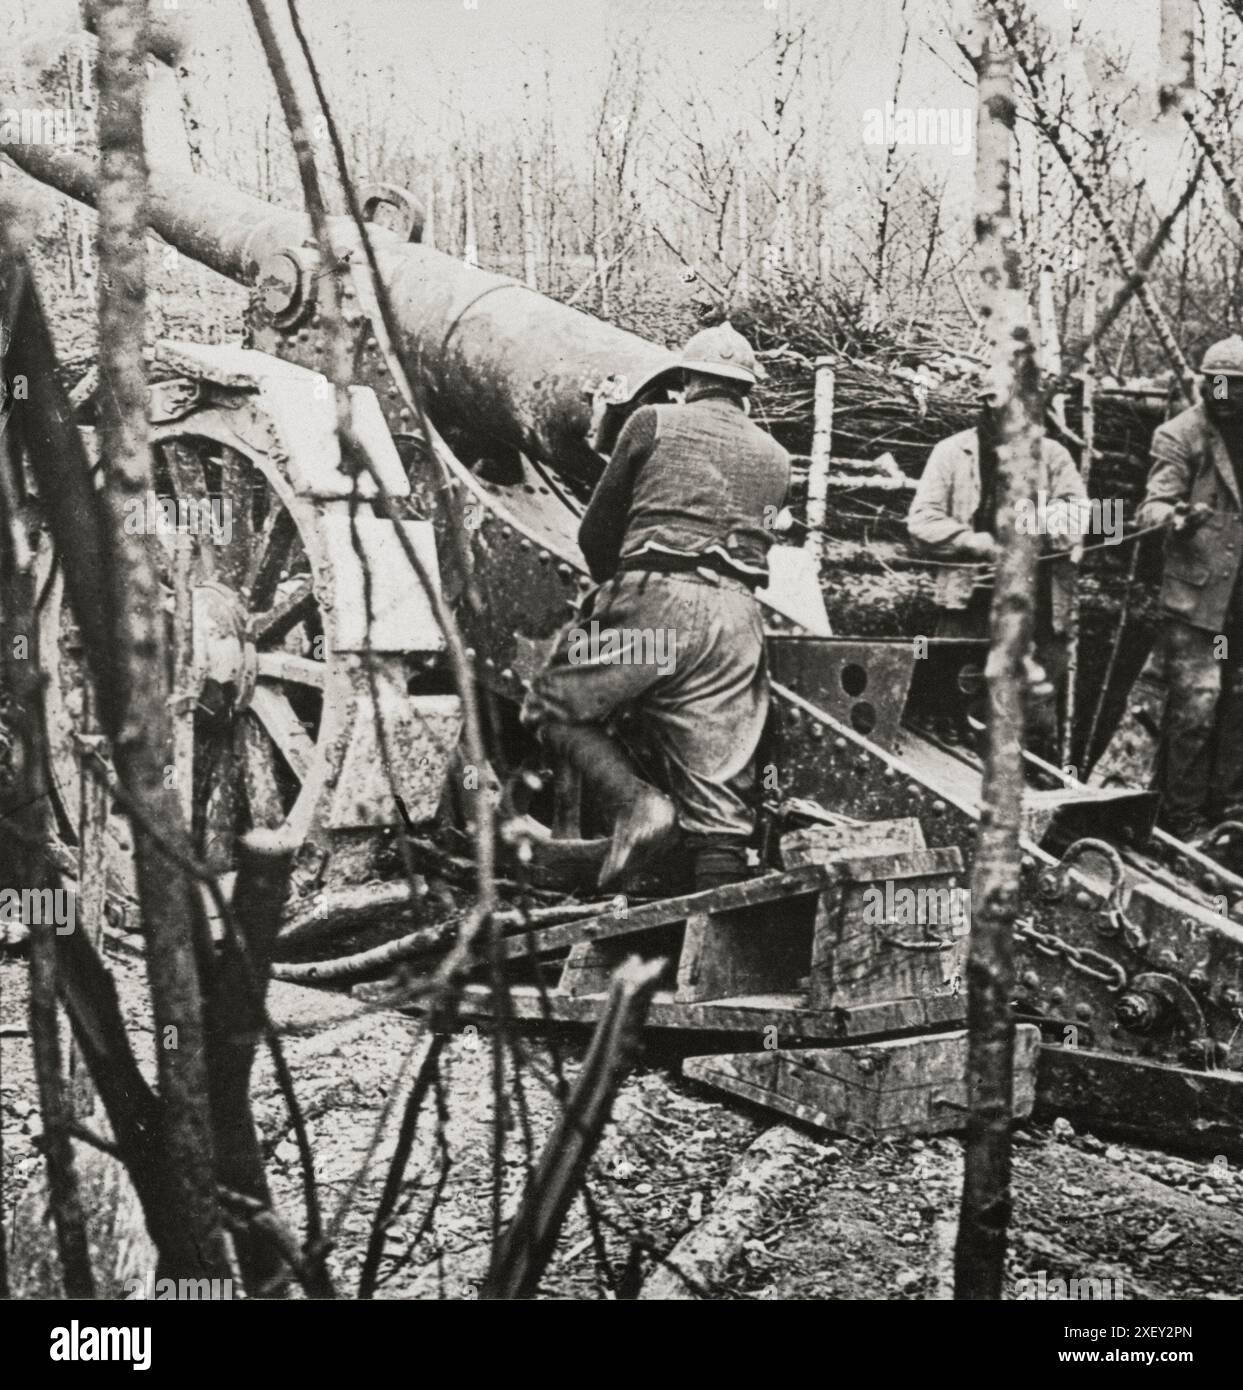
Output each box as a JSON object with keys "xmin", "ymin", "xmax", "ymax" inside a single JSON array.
[
  {"xmin": 805, "ymin": 358, "xmax": 834, "ymax": 571},
  {"xmin": 954, "ymin": 1, "xmax": 1037, "ymax": 1302}
]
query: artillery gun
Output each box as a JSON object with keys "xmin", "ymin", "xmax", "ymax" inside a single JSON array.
[{"xmin": 7, "ymin": 135, "xmax": 1243, "ymax": 1156}]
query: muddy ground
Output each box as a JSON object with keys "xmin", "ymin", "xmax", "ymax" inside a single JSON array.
[{"xmin": 4, "ymin": 944, "xmax": 1242, "ymax": 1301}]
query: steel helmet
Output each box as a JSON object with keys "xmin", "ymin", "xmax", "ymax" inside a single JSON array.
[
  {"xmin": 1201, "ymin": 336, "xmax": 1243, "ymax": 377},
  {"xmin": 680, "ymin": 322, "xmax": 766, "ymax": 385}
]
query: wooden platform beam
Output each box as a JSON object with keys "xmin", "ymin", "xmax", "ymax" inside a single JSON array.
[{"xmin": 682, "ymin": 1025, "xmax": 1041, "ymax": 1140}]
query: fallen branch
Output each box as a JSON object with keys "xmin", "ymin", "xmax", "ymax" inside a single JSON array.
[
  {"xmin": 273, "ymin": 899, "xmax": 614, "ymax": 981},
  {"xmin": 481, "ymin": 956, "xmax": 663, "ymax": 1300}
]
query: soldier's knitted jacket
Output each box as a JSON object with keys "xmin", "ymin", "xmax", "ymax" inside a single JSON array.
[{"xmin": 577, "ymin": 393, "xmax": 790, "ymax": 585}]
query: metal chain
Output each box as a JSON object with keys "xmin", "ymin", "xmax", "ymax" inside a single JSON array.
[
  {"xmin": 1039, "ymin": 837, "xmax": 1149, "ymax": 954},
  {"xmin": 1014, "ymin": 917, "xmax": 1129, "ymax": 991}
]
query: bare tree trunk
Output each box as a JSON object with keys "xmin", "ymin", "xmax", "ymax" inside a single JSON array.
[
  {"xmin": 441, "ymin": 161, "xmax": 458, "ymax": 259},
  {"xmin": 796, "ymin": 174, "xmax": 811, "ymax": 275},
  {"xmin": 870, "ymin": 0, "xmax": 911, "ymax": 328},
  {"xmin": 594, "ymin": 237, "xmax": 610, "ymax": 317},
  {"xmin": 0, "ymin": 261, "xmax": 94, "ymax": 1296},
  {"xmin": 736, "ymin": 166, "xmax": 750, "ymax": 301},
  {"xmin": 991, "ymin": 1, "xmax": 1193, "ymax": 386},
  {"xmin": 817, "ymin": 197, "xmax": 832, "ymax": 285},
  {"xmin": 95, "ymin": 0, "xmax": 229, "ymax": 1279},
  {"xmin": 520, "ymin": 106, "xmax": 538, "ymax": 290},
  {"xmin": 423, "ymin": 173, "xmax": 437, "ymax": 251},
  {"xmin": 1063, "ymin": 236, "xmax": 1098, "ymax": 770},
  {"xmin": 462, "ymin": 151, "xmax": 479, "ymax": 268},
  {"xmin": 954, "ymin": 3, "xmax": 1037, "ymax": 1302},
  {"xmin": 1158, "ymin": 0, "xmax": 1197, "ymax": 115},
  {"xmin": 767, "ymin": 159, "xmax": 788, "ymax": 281}
]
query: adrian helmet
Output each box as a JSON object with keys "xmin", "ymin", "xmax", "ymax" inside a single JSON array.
[{"xmin": 680, "ymin": 322, "xmax": 766, "ymax": 385}]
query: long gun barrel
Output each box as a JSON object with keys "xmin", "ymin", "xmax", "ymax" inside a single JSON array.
[{"xmin": 2, "ymin": 140, "xmax": 677, "ymax": 483}]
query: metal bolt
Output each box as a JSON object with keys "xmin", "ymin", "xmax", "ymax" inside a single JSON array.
[
  {"xmin": 930, "ymin": 800, "xmax": 945, "ymax": 816},
  {"xmin": 1074, "ymin": 889, "xmax": 1094, "ymax": 910}
]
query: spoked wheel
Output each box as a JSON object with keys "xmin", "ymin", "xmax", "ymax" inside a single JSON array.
[
  {"xmin": 152, "ymin": 430, "xmax": 346, "ymax": 868},
  {"xmin": 40, "ymin": 346, "xmax": 461, "ymax": 919},
  {"xmin": 41, "ymin": 421, "xmax": 350, "ymax": 875}
]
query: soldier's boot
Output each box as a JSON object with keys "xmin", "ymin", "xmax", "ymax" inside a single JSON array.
[
  {"xmin": 686, "ymin": 835, "xmax": 751, "ymax": 893},
  {"xmin": 1023, "ymin": 656, "xmax": 1059, "ymax": 761},
  {"xmin": 541, "ymin": 722, "xmax": 676, "ymax": 889}
]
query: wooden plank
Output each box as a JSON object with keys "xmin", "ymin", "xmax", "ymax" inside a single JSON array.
[
  {"xmin": 683, "ymin": 1026, "xmax": 1040, "ymax": 1140},
  {"xmin": 494, "ymin": 862, "xmax": 836, "ymax": 962},
  {"xmin": 810, "ymin": 846, "xmax": 968, "ymax": 1010},
  {"xmin": 1035, "ymin": 1045, "xmax": 1243, "ymax": 1160},
  {"xmin": 452, "ymin": 982, "xmax": 966, "ymax": 1041}
]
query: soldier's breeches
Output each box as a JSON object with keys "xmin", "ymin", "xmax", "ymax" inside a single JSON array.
[
  {"xmin": 521, "ymin": 571, "xmax": 768, "ymax": 838},
  {"xmin": 1149, "ymin": 619, "xmax": 1243, "ymax": 822}
]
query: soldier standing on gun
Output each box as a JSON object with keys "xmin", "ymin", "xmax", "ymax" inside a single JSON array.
[
  {"xmin": 1135, "ymin": 337, "xmax": 1243, "ymax": 841},
  {"xmin": 906, "ymin": 387, "xmax": 1086, "ymax": 753},
  {"xmin": 521, "ymin": 324, "xmax": 789, "ymax": 893}
]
